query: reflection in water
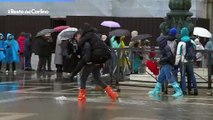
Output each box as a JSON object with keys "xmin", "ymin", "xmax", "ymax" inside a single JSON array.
[{"xmin": 0, "ymin": 82, "xmax": 19, "ymax": 92}]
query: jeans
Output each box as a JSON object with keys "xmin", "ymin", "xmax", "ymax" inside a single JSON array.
[
  {"xmin": 80, "ymin": 64, "xmax": 107, "ymax": 89},
  {"xmin": 157, "ymin": 64, "xmax": 176, "ymax": 84},
  {"xmin": 180, "ymin": 62, "xmax": 197, "ymax": 92}
]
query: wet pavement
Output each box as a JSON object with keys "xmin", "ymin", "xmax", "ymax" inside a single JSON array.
[{"xmin": 0, "ymin": 71, "xmax": 213, "ymax": 120}]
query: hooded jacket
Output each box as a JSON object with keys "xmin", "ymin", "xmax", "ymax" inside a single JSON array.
[
  {"xmin": 0, "ymin": 33, "xmax": 6, "ymax": 61},
  {"xmin": 78, "ymin": 23, "xmax": 100, "ymax": 49},
  {"xmin": 175, "ymin": 27, "xmax": 196, "ymax": 65},
  {"xmin": 205, "ymin": 37, "xmax": 213, "ymax": 63},
  {"xmin": 0, "ymin": 33, "xmax": 6, "ymax": 50},
  {"xmin": 4, "ymin": 33, "xmax": 20, "ymax": 63},
  {"xmin": 157, "ymin": 35, "xmax": 175, "ymax": 65}
]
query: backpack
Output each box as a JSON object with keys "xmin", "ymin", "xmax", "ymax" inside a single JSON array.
[
  {"xmin": 184, "ymin": 41, "xmax": 196, "ymax": 61},
  {"xmin": 90, "ymin": 34, "xmax": 111, "ymax": 64}
]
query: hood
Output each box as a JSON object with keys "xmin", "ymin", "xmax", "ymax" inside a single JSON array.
[
  {"xmin": 181, "ymin": 27, "xmax": 190, "ymax": 42},
  {"xmin": 6, "ymin": 33, "xmax": 14, "ymax": 40},
  {"xmin": 0, "ymin": 33, "xmax": 4, "ymax": 40},
  {"xmin": 169, "ymin": 28, "xmax": 177, "ymax": 37},
  {"xmin": 181, "ymin": 27, "xmax": 189, "ymax": 36},
  {"xmin": 81, "ymin": 23, "xmax": 95, "ymax": 36}
]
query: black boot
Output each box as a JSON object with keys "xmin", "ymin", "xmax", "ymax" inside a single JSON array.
[{"xmin": 194, "ymin": 89, "xmax": 198, "ymax": 96}]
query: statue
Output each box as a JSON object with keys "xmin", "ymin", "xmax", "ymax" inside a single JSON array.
[{"xmin": 160, "ymin": 0, "xmax": 194, "ymax": 38}]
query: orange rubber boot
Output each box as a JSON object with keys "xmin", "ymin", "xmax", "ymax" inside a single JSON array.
[
  {"xmin": 78, "ymin": 89, "xmax": 86, "ymax": 101},
  {"xmin": 105, "ymin": 86, "xmax": 118, "ymax": 101}
]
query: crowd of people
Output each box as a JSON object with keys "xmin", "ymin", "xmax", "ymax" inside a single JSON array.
[
  {"xmin": 0, "ymin": 23, "xmax": 212, "ymax": 101},
  {"xmin": 0, "ymin": 32, "xmax": 33, "ymax": 74}
]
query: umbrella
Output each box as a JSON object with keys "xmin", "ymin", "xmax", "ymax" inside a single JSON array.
[
  {"xmin": 193, "ymin": 27, "xmax": 212, "ymax": 38},
  {"xmin": 60, "ymin": 31, "xmax": 76, "ymax": 40},
  {"xmin": 59, "ymin": 27, "xmax": 78, "ymax": 40},
  {"xmin": 54, "ymin": 26, "xmax": 70, "ymax": 32},
  {"xmin": 101, "ymin": 21, "xmax": 121, "ymax": 28},
  {"xmin": 35, "ymin": 29, "xmax": 54, "ymax": 37},
  {"xmin": 109, "ymin": 29, "xmax": 130, "ymax": 37},
  {"xmin": 132, "ymin": 34, "xmax": 152, "ymax": 41}
]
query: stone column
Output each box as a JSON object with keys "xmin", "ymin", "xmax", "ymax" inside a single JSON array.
[{"xmin": 207, "ymin": 0, "xmax": 213, "ymax": 33}]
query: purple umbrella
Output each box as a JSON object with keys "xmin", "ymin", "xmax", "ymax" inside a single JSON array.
[{"xmin": 101, "ymin": 21, "xmax": 121, "ymax": 28}]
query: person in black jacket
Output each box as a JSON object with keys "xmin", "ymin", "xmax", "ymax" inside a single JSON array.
[
  {"xmin": 63, "ymin": 31, "xmax": 81, "ymax": 74},
  {"xmin": 70, "ymin": 23, "xmax": 118, "ymax": 102},
  {"xmin": 36, "ymin": 34, "xmax": 52, "ymax": 72}
]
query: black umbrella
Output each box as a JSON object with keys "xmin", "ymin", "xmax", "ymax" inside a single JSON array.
[
  {"xmin": 109, "ymin": 29, "xmax": 130, "ymax": 37},
  {"xmin": 60, "ymin": 31, "xmax": 76, "ymax": 40},
  {"xmin": 35, "ymin": 29, "xmax": 54, "ymax": 37},
  {"xmin": 132, "ymin": 34, "xmax": 152, "ymax": 41}
]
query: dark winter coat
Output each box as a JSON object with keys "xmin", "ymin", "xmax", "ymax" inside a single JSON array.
[
  {"xmin": 24, "ymin": 34, "xmax": 32, "ymax": 58},
  {"xmin": 35, "ymin": 37, "xmax": 51, "ymax": 57},
  {"xmin": 71, "ymin": 42, "xmax": 92, "ymax": 76},
  {"xmin": 62, "ymin": 39, "xmax": 81, "ymax": 73},
  {"xmin": 157, "ymin": 36, "xmax": 175, "ymax": 65}
]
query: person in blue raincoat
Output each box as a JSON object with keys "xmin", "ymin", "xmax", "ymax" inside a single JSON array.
[
  {"xmin": 0, "ymin": 33, "xmax": 6, "ymax": 72},
  {"xmin": 4, "ymin": 33, "xmax": 20, "ymax": 74}
]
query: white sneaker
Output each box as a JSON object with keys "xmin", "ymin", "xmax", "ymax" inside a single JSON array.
[{"xmin": 13, "ymin": 70, "xmax": 17, "ymax": 74}]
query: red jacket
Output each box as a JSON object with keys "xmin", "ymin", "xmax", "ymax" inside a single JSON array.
[{"xmin": 18, "ymin": 36, "xmax": 26, "ymax": 54}]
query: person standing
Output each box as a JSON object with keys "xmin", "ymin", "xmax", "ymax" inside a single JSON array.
[
  {"xmin": 17, "ymin": 32, "xmax": 26, "ymax": 70},
  {"xmin": 175, "ymin": 27, "xmax": 198, "ymax": 95},
  {"xmin": 5, "ymin": 33, "xmax": 20, "ymax": 74},
  {"xmin": 0, "ymin": 33, "xmax": 6, "ymax": 73},
  {"xmin": 36, "ymin": 34, "xmax": 51, "ymax": 72},
  {"xmin": 24, "ymin": 33, "xmax": 33, "ymax": 71},
  {"xmin": 148, "ymin": 35, "xmax": 183, "ymax": 97},
  {"xmin": 205, "ymin": 37, "xmax": 213, "ymax": 75},
  {"xmin": 63, "ymin": 31, "xmax": 81, "ymax": 74},
  {"xmin": 46, "ymin": 34, "xmax": 53, "ymax": 72},
  {"xmin": 194, "ymin": 38, "xmax": 204, "ymax": 68}
]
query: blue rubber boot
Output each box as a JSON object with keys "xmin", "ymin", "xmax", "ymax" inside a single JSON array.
[
  {"xmin": 148, "ymin": 82, "xmax": 162, "ymax": 95},
  {"xmin": 171, "ymin": 82, "xmax": 183, "ymax": 97}
]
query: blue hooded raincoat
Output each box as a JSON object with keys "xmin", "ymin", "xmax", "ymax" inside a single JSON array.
[
  {"xmin": 0, "ymin": 33, "xmax": 6, "ymax": 61},
  {"xmin": 4, "ymin": 33, "xmax": 20, "ymax": 63}
]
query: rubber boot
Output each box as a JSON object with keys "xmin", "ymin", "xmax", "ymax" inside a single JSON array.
[
  {"xmin": 78, "ymin": 89, "xmax": 86, "ymax": 101},
  {"xmin": 171, "ymin": 82, "xmax": 183, "ymax": 97},
  {"xmin": 105, "ymin": 86, "xmax": 118, "ymax": 101},
  {"xmin": 148, "ymin": 82, "xmax": 162, "ymax": 95}
]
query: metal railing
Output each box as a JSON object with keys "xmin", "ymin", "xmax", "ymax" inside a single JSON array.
[{"xmin": 109, "ymin": 48, "xmax": 213, "ymax": 90}]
